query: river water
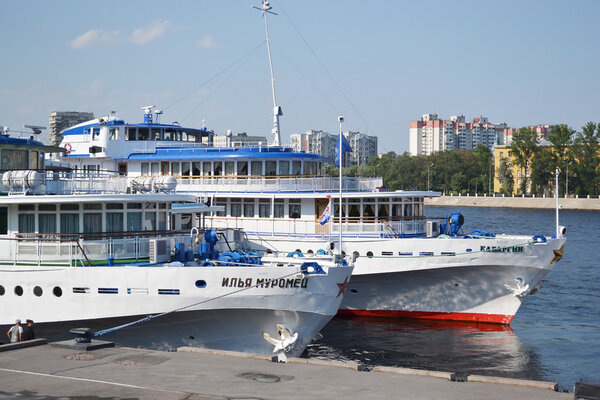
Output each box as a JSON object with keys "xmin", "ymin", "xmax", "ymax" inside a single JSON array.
[{"xmin": 310, "ymin": 206, "xmax": 600, "ymax": 391}]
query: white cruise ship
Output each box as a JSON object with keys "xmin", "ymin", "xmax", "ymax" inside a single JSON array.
[{"xmin": 51, "ymin": 110, "xmax": 566, "ymax": 325}]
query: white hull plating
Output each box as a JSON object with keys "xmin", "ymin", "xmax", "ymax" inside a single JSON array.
[
  {"xmin": 0, "ymin": 263, "xmax": 352, "ymax": 356},
  {"xmin": 246, "ymin": 234, "xmax": 566, "ymax": 323}
]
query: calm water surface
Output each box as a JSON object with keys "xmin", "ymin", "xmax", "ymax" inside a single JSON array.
[{"xmin": 310, "ymin": 206, "xmax": 600, "ymax": 390}]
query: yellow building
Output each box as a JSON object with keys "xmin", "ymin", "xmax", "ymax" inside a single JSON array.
[{"xmin": 493, "ymin": 143, "xmax": 554, "ymax": 194}]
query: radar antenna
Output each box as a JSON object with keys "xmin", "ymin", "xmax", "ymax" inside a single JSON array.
[{"xmin": 252, "ymin": 0, "xmax": 282, "ymax": 146}]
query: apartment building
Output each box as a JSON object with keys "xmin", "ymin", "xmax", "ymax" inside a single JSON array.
[
  {"xmin": 49, "ymin": 111, "xmax": 94, "ymax": 146},
  {"xmin": 290, "ymin": 129, "xmax": 377, "ymax": 166}
]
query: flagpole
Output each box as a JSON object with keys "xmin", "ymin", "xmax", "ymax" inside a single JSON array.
[{"xmin": 338, "ymin": 116, "xmax": 344, "ymax": 258}]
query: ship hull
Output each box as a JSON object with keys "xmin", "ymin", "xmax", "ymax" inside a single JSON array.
[
  {"xmin": 246, "ymin": 234, "xmax": 566, "ymax": 324},
  {"xmin": 0, "ymin": 263, "xmax": 353, "ymax": 356}
]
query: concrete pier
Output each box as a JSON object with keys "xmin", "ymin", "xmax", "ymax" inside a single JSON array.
[{"xmin": 0, "ymin": 343, "xmax": 571, "ymax": 400}]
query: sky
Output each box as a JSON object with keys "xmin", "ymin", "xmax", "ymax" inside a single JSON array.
[{"xmin": 1, "ymin": 0, "xmax": 599, "ymax": 154}]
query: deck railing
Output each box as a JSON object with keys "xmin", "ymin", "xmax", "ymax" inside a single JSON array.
[{"xmin": 175, "ymin": 176, "xmax": 384, "ymax": 193}]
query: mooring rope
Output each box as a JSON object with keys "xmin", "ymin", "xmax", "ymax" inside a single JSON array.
[{"xmin": 90, "ymin": 267, "xmax": 316, "ymax": 338}]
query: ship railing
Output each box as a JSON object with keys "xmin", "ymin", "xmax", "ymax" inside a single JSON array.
[
  {"xmin": 206, "ymin": 216, "xmax": 427, "ymax": 238},
  {"xmin": 0, "ymin": 231, "xmax": 192, "ymax": 267},
  {"xmin": 0, "ymin": 170, "xmax": 129, "ymax": 196},
  {"xmin": 174, "ymin": 176, "xmax": 383, "ymax": 193}
]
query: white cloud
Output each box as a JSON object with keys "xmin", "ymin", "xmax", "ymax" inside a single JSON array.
[
  {"xmin": 130, "ymin": 20, "xmax": 172, "ymax": 45},
  {"xmin": 68, "ymin": 21, "xmax": 173, "ymax": 50},
  {"xmin": 69, "ymin": 29, "xmax": 121, "ymax": 50},
  {"xmin": 197, "ymin": 35, "xmax": 218, "ymax": 49}
]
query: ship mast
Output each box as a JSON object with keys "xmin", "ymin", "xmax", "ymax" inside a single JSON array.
[{"xmin": 252, "ymin": 0, "xmax": 282, "ymax": 146}]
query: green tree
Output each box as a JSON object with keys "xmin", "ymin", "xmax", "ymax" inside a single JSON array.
[
  {"xmin": 530, "ymin": 149, "xmax": 555, "ymax": 196},
  {"xmin": 547, "ymin": 124, "xmax": 575, "ymax": 195},
  {"xmin": 569, "ymin": 122, "xmax": 600, "ymax": 195},
  {"xmin": 511, "ymin": 127, "xmax": 538, "ymax": 194}
]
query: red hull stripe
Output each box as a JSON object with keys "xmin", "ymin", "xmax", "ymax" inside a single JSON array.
[{"xmin": 337, "ymin": 309, "xmax": 514, "ymax": 325}]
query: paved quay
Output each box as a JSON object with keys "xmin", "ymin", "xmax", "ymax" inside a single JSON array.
[
  {"xmin": 0, "ymin": 341, "xmax": 571, "ymax": 400},
  {"xmin": 426, "ymin": 194, "xmax": 600, "ymax": 210}
]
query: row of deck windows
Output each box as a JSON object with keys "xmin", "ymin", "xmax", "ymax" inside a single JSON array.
[
  {"xmin": 12, "ymin": 203, "xmax": 168, "ymax": 235},
  {"xmin": 211, "ymin": 198, "xmax": 423, "ymax": 220},
  {"xmin": 140, "ymin": 160, "xmax": 321, "ymax": 177},
  {"xmin": 94, "ymin": 127, "xmax": 207, "ymax": 143}
]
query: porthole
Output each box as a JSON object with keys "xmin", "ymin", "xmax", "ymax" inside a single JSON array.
[
  {"xmin": 350, "ymin": 289, "xmax": 358, "ymax": 294},
  {"xmin": 466, "ymin": 248, "xmax": 472, "ymax": 253},
  {"xmin": 14, "ymin": 286, "xmax": 23, "ymax": 296},
  {"xmin": 341, "ymin": 251, "xmax": 346, "ymax": 257},
  {"xmin": 195, "ymin": 280, "xmax": 207, "ymax": 288},
  {"xmin": 307, "ymin": 249, "xmax": 314, "ymax": 255},
  {"xmin": 33, "ymin": 286, "xmax": 43, "ymax": 297},
  {"xmin": 0, "ymin": 285, "xmax": 4, "ymax": 296},
  {"xmin": 367, "ymin": 251, "xmax": 374, "ymax": 258},
  {"xmin": 353, "ymin": 251, "xmax": 360, "ymax": 259},
  {"xmin": 53, "ymin": 286, "xmax": 63, "ymax": 297}
]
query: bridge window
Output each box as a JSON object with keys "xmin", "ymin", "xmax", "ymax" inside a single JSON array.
[
  {"xmin": 141, "ymin": 163, "xmax": 149, "ymax": 175},
  {"xmin": 109, "ymin": 128, "xmax": 119, "ymax": 140},
  {"xmin": 151, "ymin": 128, "xmax": 161, "ymax": 140},
  {"xmin": 107, "ymin": 212, "xmax": 124, "ymax": 232},
  {"xmin": 292, "ymin": 161, "xmax": 301, "ymax": 176},
  {"xmin": 138, "ymin": 128, "xmax": 149, "ymax": 141},
  {"xmin": 150, "ymin": 163, "xmax": 159, "ymax": 176},
  {"xmin": 171, "ymin": 162, "xmax": 180, "ymax": 176},
  {"xmin": 164, "ymin": 128, "xmax": 175, "ymax": 141},
  {"xmin": 92, "ymin": 127, "xmax": 101, "ymax": 141},
  {"xmin": 127, "ymin": 212, "xmax": 142, "ymax": 231},
  {"xmin": 126, "ymin": 127, "xmax": 137, "ymax": 140}
]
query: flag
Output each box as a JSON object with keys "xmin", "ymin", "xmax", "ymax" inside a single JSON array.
[
  {"xmin": 319, "ymin": 196, "xmax": 332, "ymax": 225},
  {"xmin": 335, "ymin": 133, "xmax": 352, "ymax": 167}
]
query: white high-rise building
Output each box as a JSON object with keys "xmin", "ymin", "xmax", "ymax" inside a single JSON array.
[{"xmin": 410, "ymin": 114, "xmax": 505, "ymax": 155}]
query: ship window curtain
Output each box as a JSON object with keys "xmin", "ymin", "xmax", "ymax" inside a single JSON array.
[
  {"xmin": 144, "ymin": 212, "xmax": 156, "ymax": 230},
  {"xmin": 38, "ymin": 214, "xmax": 56, "ymax": 234},
  {"xmin": 158, "ymin": 212, "xmax": 167, "ymax": 230},
  {"xmin": 127, "ymin": 212, "xmax": 142, "ymax": 231},
  {"xmin": 251, "ymin": 161, "xmax": 262, "ymax": 176},
  {"xmin": 265, "ymin": 161, "xmax": 276, "ymax": 177},
  {"xmin": 106, "ymin": 213, "xmax": 123, "ymax": 232},
  {"xmin": 60, "ymin": 214, "xmax": 79, "ymax": 234},
  {"xmin": 18, "ymin": 214, "xmax": 35, "ymax": 233},
  {"xmin": 83, "ymin": 213, "xmax": 102, "ymax": 233},
  {"xmin": 278, "ymin": 161, "xmax": 289, "ymax": 176}
]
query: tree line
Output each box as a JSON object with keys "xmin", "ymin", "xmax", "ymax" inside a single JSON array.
[{"xmin": 323, "ymin": 121, "xmax": 600, "ymax": 196}]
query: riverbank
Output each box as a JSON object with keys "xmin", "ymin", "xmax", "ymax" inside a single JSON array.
[{"xmin": 425, "ymin": 194, "xmax": 600, "ymax": 210}]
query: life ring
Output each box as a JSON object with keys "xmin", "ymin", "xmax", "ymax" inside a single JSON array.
[{"xmin": 63, "ymin": 143, "xmax": 72, "ymax": 154}]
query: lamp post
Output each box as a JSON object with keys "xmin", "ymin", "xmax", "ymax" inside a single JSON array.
[{"xmin": 488, "ymin": 157, "xmax": 493, "ymax": 195}]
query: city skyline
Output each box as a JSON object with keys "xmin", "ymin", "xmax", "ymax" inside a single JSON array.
[{"xmin": 1, "ymin": 1, "xmax": 598, "ymax": 154}]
